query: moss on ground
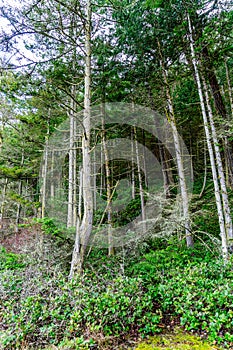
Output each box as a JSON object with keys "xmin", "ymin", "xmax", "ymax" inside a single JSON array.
[{"xmin": 135, "ymin": 330, "xmax": 221, "ymax": 349}]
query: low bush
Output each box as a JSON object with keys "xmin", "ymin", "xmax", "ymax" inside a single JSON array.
[
  {"xmin": 0, "ymin": 270, "xmax": 162, "ymax": 349},
  {"xmin": 1, "ymin": 240, "xmax": 233, "ymax": 349},
  {"xmin": 0, "ymin": 246, "xmax": 25, "ymax": 270},
  {"xmin": 130, "ymin": 244, "xmax": 233, "ymax": 348}
]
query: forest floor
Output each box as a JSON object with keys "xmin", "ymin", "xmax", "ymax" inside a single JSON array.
[
  {"xmin": 0, "ymin": 219, "xmax": 40, "ymax": 254},
  {"xmin": 0, "ymin": 220, "xmax": 228, "ymax": 349},
  {"xmin": 133, "ymin": 331, "xmax": 222, "ymax": 349}
]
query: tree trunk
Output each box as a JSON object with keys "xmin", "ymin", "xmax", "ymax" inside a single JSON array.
[
  {"xmin": 0, "ymin": 178, "xmax": 8, "ymax": 230},
  {"xmin": 187, "ymin": 12, "xmax": 228, "ymax": 259},
  {"xmin": 201, "ymin": 46, "xmax": 227, "ymax": 118},
  {"xmin": 69, "ymin": 0, "xmax": 93, "ymax": 278},
  {"xmin": 50, "ymin": 150, "xmax": 55, "ymax": 199},
  {"xmin": 199, "ymin": 143, "xmax": 207, "ymax": 198},
  {"xmin": 201, "ymin": 44, "xmax": 233, "ymax": 189},
  {"xmin": 133, "ymin": 126, "xmax": 146, "ymax": 233},
  {"xmin": 15, "ymin": 152, "xmax": 24, "ymax": 232},
  {"xmin": 158, "ymin": 39, "xmax": 193, "ymax": 248},
  {"xmin": 101, "ymin": 115, "xmax": 114, "ymax": 256},
  {"xmin": 202, "ymin": 78, "xmax": 233, "ymax": 241},
  {"xmin": 131, "ymin": 131, "xmax": 135, "ymax": 199},
  {"xmin": 224, "ymin": 58, "xmax": 233, "ymax": 188},
  {"xmin": 225, "ymin": 58, "xmax": 233, "ymax": 117},
  {"xmin": 41, "ymin": 118, "xmax": 50, "ymax": 219},
  {"xmin": 67, "ymin": 85, "xmax": 76, "ymax": 228}
]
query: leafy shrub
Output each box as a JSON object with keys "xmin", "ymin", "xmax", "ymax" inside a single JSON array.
[
  {"xmin": 0, "ymin": 269, "xmax": 162, "ymax": 349},
  {"xmin": 0, "ymin": 247, "xmax": 25, "ymax": 270},
  {"xmin": 1, "ymin": 238, "xmax": 233, "ymax": 349},
  {"xmin": 129, "ymin": 243, "xmax": 216, "ymax": 281},
  {"xmin": 130, "ymin": 245, "xmax": 233, "ymax": 347}
]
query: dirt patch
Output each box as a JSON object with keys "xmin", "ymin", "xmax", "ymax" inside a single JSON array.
[{"xmin": 0, "ymin": 220, "xmax": 41, "ymax": 254}]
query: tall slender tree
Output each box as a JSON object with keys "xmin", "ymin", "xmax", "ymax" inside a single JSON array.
[
  {"xmin": 187, "ymin": 11, "xmax": 230, "ymax": 259},
  {"xmin": 70, "ymin": 0, "xmax": 93, "ymax": 277}
]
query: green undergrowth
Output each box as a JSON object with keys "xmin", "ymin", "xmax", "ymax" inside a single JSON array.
[
  {"xmin": 0, "ymin": 246, "xmax": 25, "ymax": 270},
  {"xmin": 1, "ymin": 233, "xmax": 233, "ymax": 349},
  {"xmin": 129, "ymin": 244, "xmax": 233, "ymax": 347}
]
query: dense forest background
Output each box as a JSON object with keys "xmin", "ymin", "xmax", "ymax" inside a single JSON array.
[{"xmin": 1, "ymin": 0, "xmax": 233, "ymax": 349}]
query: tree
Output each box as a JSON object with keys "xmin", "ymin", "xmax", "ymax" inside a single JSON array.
[
  {"xmin": 69, "ymin": 0, "xmax": 93, "ymax": 277},
  {"xmin": 187, "ymin": 11, "xmax": 231, "ymax": 259}
]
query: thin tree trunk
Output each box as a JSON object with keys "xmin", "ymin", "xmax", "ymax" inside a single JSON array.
[
  {"xmin": 133, "ymin": 126, "xmax": 146, "ymax": 233},
  {"xmin": 190, "ymin": 137, "xmax": 194, "ymax": 184},
  {"xmin": 202, "ymin": 78, "xmax": 233, "ymax": 241},
  {"xmin": 41, "ymin": 122, "xmax": 49, "ymax": 219},
  {"xmin": 0, "ymin": 178, "xmax": 8, "ymax": 229},
  {"xmin": 158, "ymin": 39, "xmax": 193, "ymax": 248},
  {"xmin": 225, "ymin": 58, "xmax": 233, "ymax": 117},
  {"xmin": 156, "ymin": 110, "xmax": 173, "ymax": 197},
  {"xmin": 101, "ymin": 116, "xmax": 114, "ymax": 255},
  {"xmin": 100, "ymin": 142, "xmax": 103, "ymax": 197},
  {"xmin": 15, "ymin": 152, "xmax": 24, "ymax": 232},
  {"xmin": 142, "ymin": 130, "xmax": 148, "ymax": 188},
  {"xmin": 201, "ymin": 46, "xmax": 227, "ymax": 118},
  {"xmin": 78, "ymin": 167, "xmax": 83, "ymax": 223},
  {"xmin": 199, "ymin": 143, "xmax": 207, "ymax": 198},
  {"xmin": 67, "ymin": 86, "xmax": 76, "ymax": 228},
  {"xmin": 158, "ymin": 138, "xmax": 173, "ymax": 198},
  {"xmin": 201, "ymin": 44, "xmax": 233, "ymax": 189},
  {"xmin": 224, "ymin": 58, "xmax": 233, "ymax": 187},
  {"xmin": 50, "ymin": 150, "xmax": 55, "ymax": 199},
  {"xmin": 70, "ymin": 0, "xmax": 93, "ymax": 277},
  {"xmin": 93, "ymin": 147, "xmax": 97, "ymax": 210},
  {"xmin": 73, "ymin": 166, "xmax": 83, "ymax": 264},
  {"xmin": 73, "ymin": 112, "xmax": 77, "ymax": 226},
  {"xmin": 187, "ymin": 13, "xmax": 228, "ymax": 259},
  {"xmin": 131, "ymin": 131, "xmax": 135, "ymax": 199}
]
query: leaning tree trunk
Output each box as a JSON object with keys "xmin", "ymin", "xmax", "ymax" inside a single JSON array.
[
  {"xmin": 158, "ymin": 39, "xmax": 193, "ymax": 248},
  {"xmin": 202, "ymin": 78, "xmax": 233, "ymax": 241},
  {"xmin": 69, "ymin": 0, "xmax": 93, "ymax": 278},
  {"xmin": 187, "ymin": 12, "xmax": 228, "ymax": 260},
  {"xmin": 201, "ymin": 46, "xmax": 233, "ymax": 189},
  {"xmin": 164, "ymin": 84, "xmax": 193, "ymax": 247},
  {"xmin": 147, "ymin": 84, "xmax": 174, "ymax": 197}
]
